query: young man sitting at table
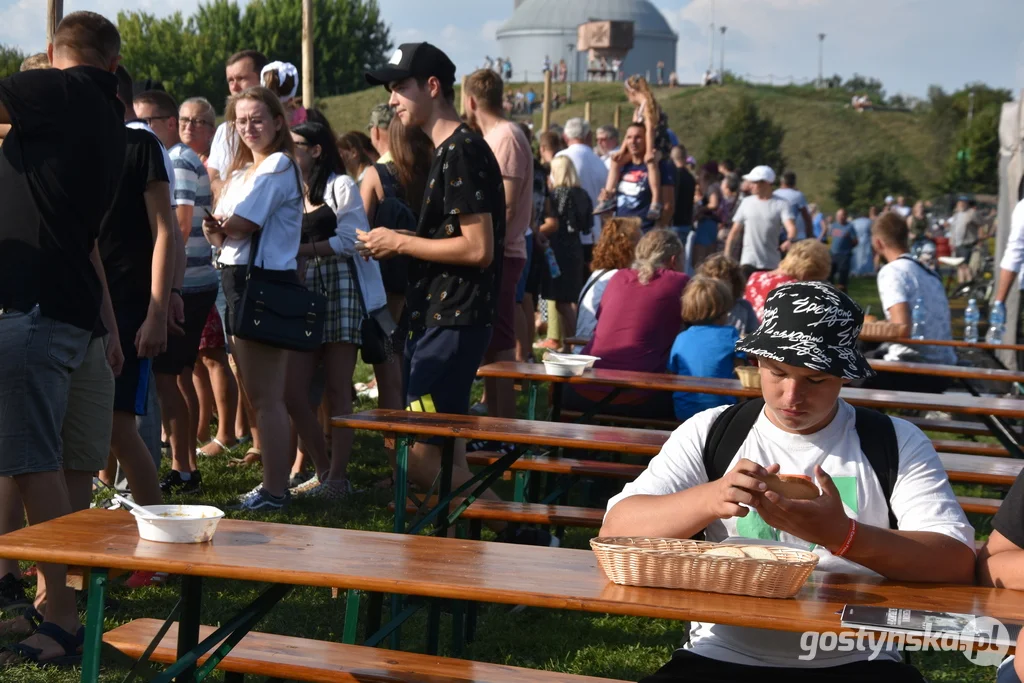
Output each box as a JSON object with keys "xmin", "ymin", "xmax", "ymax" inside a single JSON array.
[
  {"xmin": 977, "ymin": 468, "xmax": 1024, "ymax": 683},
  {"xmin": 860, "ymin": 211, "xmax": 956, "ymax": 394},
  {"xmin": 602, "ymin": 281, "xmax": 976, "ymax": 683}
]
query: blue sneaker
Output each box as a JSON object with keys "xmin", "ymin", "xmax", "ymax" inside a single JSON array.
[{"xmin": 231, "ymin": 485, "xmax": 289, "ymax": 512}]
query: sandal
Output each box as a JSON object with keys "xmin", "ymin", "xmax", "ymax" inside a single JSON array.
[
  {"xmin": 197, "ymin": 437, "xmax": 234, "ymax": 457},
  {"xmin": 0, "ymin": 605, "xmax": 42, "ymax": 638},
  {"xmin": 0, "ymin": 620, "xmax": 84, "ymax": 667},
  {"xmin": 228, "ymin": 448, "xmax": 262, "ymax": 467}
]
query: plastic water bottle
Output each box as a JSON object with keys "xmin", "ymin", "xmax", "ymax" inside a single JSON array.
[
  {"xmin": 986, "ymin": 301, "xmax": 1007, "ymax": 344},
  {"xmin": 911, "ymin": 297, "xmax": 927, "ymax": 340},
  {"xmin": 545, "ymin": 246, "xmax": 562, "ymax": 278},
  {"xmin": 964, "ymin": 299, "xmax": 980, "ymax": 343}
]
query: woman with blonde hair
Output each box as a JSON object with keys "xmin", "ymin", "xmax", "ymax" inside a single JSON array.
[
  {"xmin": 697, "ymin": 253, "xmax": 759, "ymax": 336},
  {"xmin": 203, "ymin": 86, "xmax": 327, "ymax": 512},
  {"xmin": 537, "ymin": 155, "xmax": 592, "ymax": 349},
  {"xmin": 572, "ymin": 229, "xmax": 689, "ymax": 418},
  {"xmin": 743, "ymin": 238, "xmax": 832, "ymax": 320}
]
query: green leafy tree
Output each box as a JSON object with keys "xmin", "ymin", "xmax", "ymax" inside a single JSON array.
[
  {"xmin": 942, "ymin": 105, "xmax": 1001, "ymax": 195},
  {"xmin": 0, "ymin": 43, "xmax": 26, "ymax": 79},
  {"xmin": 118, "ymin": 11, "xmax": 205, "ymax": 103},
  {"xmin": 832, "ymin": 152, "xmax": 916, "ymax": 216},
  {"xmin": 705, "ymin": 96, "xmax": 786, "ymax": 173}
]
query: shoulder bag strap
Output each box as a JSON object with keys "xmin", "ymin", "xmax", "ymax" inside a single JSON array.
[{"xmin": 577, "ymin": 269, "xmax": 609, "ymax": 308}]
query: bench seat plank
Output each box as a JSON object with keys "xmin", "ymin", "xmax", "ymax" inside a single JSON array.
[
  {"xmin": 466, "ymin": 453, "xmax": 645, "ymax": 479},
  {"xmin": 104, "ymin": 619, "xmax": 624, "ymax": 683},
  {"xmin": 937, "ymin": 453, "xmax": 1023, "ymax": 486},
  {"xmin": 932, "ymin": 440, "xmax": 1010, "ymax": 457}
]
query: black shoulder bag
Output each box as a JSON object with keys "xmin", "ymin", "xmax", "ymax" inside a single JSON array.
[
  {"xmin": 347, "ymin": 257, "xmax": 394, "ymax": 365},
  {"xmin": 233, "ymin": 158, "xmax": 327, "ymax": 352}
]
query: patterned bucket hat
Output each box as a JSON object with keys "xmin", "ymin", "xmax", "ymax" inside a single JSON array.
[{"xmin": 735, "ymin": 281, "xmax": 875, "ymax": 380}]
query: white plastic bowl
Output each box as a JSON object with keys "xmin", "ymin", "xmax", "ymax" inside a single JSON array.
[
  {"xmin": 545, "ymin": 352, "xmax": 600, "ymax": 369},
  {"xmin": 130, "ymin": 504, "xmax": 225, "ymax": 544},
  {"xmin": 543, "ymin": 359, "xmax": 590, "ymax": 377}
]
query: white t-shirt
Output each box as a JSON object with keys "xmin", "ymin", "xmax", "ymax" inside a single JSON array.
[
  {"xmin": 607, "ymin": 400, "xmax": 974, "ymax": 668},
  {"xmin": 573, "ymin": 268, "xmax": 617, "ymax": 346},
  {"xmin": 557, "ymin": 143, "xmax": 608, "ymax": 244},
  {"xmin": 215, "ymin": 152, "xmax": 302, "ymax": 271},
  {"xmin": 894, "ymin": 205, "xmax": 912, "ymax": 219},
  {"xmin": 772, "ymin": 187, "xmax": 808, "ymax": 240},
  {"xmin": 876, "ymin": 255, "xmax": 957, "ymax": 365},
  {"xmin": 999, "ymin": 198, "xmax": 1024, "ymax": 290},
  {"xmin": 207, "ymin": 122, "xmax": 237, "ymax": 176},
  {"xmin": 732, "ymin": 195, "xmax": 794, "ymax": 270}
]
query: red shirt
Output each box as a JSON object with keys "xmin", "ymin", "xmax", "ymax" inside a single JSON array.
[
  {"xmin": 584, "ymin": 268, "xmax": 690, "ymax": 373},
  {"xmin": 744, "ymin": 270, "xmax": 796, "ymax": 320}
]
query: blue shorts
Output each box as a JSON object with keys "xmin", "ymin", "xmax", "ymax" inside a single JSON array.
[
  {"xmin": 405, "ymin": 325, "xmax": 492, "ymax": 444},
  {"xmin": 516, "ymin": 233, "xmax": 533, "ymax": 304},
  {"xmin": 694, "ymin": 218, "xmax": 719, "ymax": 246}
]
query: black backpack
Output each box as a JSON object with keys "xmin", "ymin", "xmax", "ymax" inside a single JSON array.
[
  {"xmin": 374, "ymin": 163, "xmax": 416, "ymax": 295},
  {"xmin": 701, "ymin": 399, "xmax": 899, "ymax": 531}
]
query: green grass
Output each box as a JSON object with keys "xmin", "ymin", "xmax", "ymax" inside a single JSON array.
[
  {"xmin": 318, "ymin": 81, "xmax": 944, "ymax": 214},
  {"xmin": 0, "ymin": 368, "xmax": 1003, "ymax": 682}
]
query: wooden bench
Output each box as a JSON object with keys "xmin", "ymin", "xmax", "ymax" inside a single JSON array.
[
  {"xmin": 903, "ymin": 416, "xmax": 999, "ymax": 438},
  {"xmin": 932, "ymin": 439, "xmax": 1010, "ymax": 457},
  {"xmin": 466, "ymin": 453, "xmax": 644, "ymax": 480},
  {"xmin": 104, "ymin": 619, "xmax": 625, "ymax": 683}
]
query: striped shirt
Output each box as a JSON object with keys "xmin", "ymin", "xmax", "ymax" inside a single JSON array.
[{"xmin": 170, "ymin": 143, "xmax": 218, "ymax": 292}]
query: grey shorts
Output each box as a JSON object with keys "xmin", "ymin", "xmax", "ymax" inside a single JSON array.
[
  {"xmin": 62, "ymin": 335, "xmax": 115, "ymax": 472},
  {"xmin": 0, "ymin": 306, "xmax": 91, "ymax": 476}
]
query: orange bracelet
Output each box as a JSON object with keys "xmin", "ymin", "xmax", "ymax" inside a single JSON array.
[{"xmin": 833, "ymin": 519, "xmax": 857, "ymax": 557}]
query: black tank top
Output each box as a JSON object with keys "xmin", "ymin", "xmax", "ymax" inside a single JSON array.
[{"xmin": 301, "ymin": 204, "xmax": 336, "ymax": 243}]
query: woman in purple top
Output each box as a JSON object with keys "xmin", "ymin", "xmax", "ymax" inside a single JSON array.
[{"xmin": 572, "ymin": 229, "xmax": 689, "ymax": 418}]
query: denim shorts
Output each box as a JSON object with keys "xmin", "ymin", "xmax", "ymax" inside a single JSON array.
[{"xmin": 0, "ymin": 306, "xmax": 91, "ymax": 476}]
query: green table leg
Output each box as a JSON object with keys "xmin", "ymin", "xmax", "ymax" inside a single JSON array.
[
  {"xmin": 80, "ymin": 568, "xmax": 108, "ymax": 683},
  {"xmin": 527, "ymin": 382, "xmax": 537, "ymax": 420},
  {"xmin": 394, "ymin": 437, "xmax": 409, "ymax": 533},
  {"xmin": 177, "ymin": 575, "xmax": 203, "ymax": 683},
  {"xmin": 342, "ymin": 590, "xmax": 361, "ymax": 645}
]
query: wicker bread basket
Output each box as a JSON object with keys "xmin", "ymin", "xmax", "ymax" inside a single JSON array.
[
  {"xmin": 591, "ymin": 537, "xmax": 819, "ymax": 599},
  {"xmin": 860, "ymin": 321, "xmax": 902, "ymax": 341},
  {"xmin": 734, "ymin": 365, "xmax": 762, "ymax": 390}
]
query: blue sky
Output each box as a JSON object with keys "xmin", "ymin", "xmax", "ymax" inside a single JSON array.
[{"xmin": 3, "ymin": 0, "xmax": 1022, "ymax": 98}]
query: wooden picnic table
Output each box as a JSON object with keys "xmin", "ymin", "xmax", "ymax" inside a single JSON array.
[
  {"xmin": 478, "ymin": 362, "xmax": 1024, "ymax": 420},
  {"xmin": 4, "ymin": 508, "xmax": 1024, "ymax": 683},
  {"xmin": 861, "ymin": 335, "xmax": 1024, "ymax": 353}
]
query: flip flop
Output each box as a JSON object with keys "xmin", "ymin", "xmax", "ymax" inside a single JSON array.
[
  {"xmin": 0, "ymin": 620, "xmax": 84, "ymax": 668},
  {"xmin": 228, "ymin": 448, "xmax": 262, "ymax": 467}
]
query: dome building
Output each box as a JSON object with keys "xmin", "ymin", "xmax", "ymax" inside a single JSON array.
[{"xmin": 496, "ymin": 0, "xmax": 677, "ymax": 83}]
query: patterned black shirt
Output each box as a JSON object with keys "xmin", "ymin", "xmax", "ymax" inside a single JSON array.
[{"xmin": 407, "ymin": 125, "xmax": 506, "ymax": 330}]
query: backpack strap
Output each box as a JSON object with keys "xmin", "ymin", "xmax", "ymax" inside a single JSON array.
[
  {"xmin": 853, "ymin": 407, "xmax": 900, "ymax": 530},
  {"xmin": 702, "ymin": 398, "xmax": 765, "ymax": 482},
  {"xmin": 376, "ymin": 162, "xmax": 399, "ymax": 199}
]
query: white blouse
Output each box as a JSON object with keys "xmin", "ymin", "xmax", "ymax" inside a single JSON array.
[{"xmin": 215, "ymin": 152, "xmax": 302, "ymax": 271}]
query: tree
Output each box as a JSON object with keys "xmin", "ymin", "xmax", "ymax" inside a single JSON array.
[
  {"xmin": 0, "ymin": 43, "xmax": 26, "ymax": 79},
  {"xmin": 832, "ymin": 152, "xmax": 916, "ymax": 216},
  {"xmin": 705, "ymin": 96, "xmax": 786, "ymax": 173},
  {"xmin": 117, "ymin": 0, "xmax": 391, "ymax": 113},
  {"xmin": 842, "ymin": 73, "xmax": 885, "ymax": 103},
  {"xmin": 942, "ymin": 105, "xmax": 1001, "ymax": 195}
]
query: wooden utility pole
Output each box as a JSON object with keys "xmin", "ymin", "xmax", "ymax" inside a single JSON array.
[
  {"xmin": 301, "ymin": 0, "xmax": 314, "ymax": 108},
  {"xmin": 47, "ymin": 0, "xmax": 63, "ymax": 45},
  {"xmin": 613, "ymin": 104, "xmax": 621, "ymax": 130},
  {"xmin": 583, "ymin": 101, "xmax": 591, "ymax": 123},
  {"xmin": 541, "ymin": 70, "xmax": 552, "ymax": 132}
]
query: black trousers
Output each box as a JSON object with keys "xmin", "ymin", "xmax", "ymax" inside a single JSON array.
[{"xmin": 639, "ymin": 651, "xmax": 926, "ymax": 683}]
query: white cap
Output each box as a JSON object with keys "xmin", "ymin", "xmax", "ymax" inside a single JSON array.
[
  {"xmin": 742, "ymin": 165, "xmax": 776, "ymax": 184},
  {"xmin": 885, "ymin": 195, "xmax": 895, "ymax": 203}
]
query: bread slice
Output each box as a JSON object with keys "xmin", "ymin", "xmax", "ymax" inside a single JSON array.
[
  {"xmin": 702, "ymin": 546, "xmax": 746, "ymax": 558},
  {"xmin": 763, "ymin": 474, "xmax": 820, "ymax": 500},
  {"xmin": 739, "ymin": 545, "xmax": 778, "ymax": 560}
]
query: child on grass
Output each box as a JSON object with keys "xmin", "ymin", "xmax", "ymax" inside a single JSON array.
[
  {"xmin": 667, "ymin": 276, "xmax": 741, "ymax": 421},
  {"xmin": 594, "ymin": 75, "xmax": 670, "ymax": 221}
]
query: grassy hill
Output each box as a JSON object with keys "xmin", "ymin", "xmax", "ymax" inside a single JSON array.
[{"xmin": 317, "ymin": 82, "xmax": 943, "ymax": 213}]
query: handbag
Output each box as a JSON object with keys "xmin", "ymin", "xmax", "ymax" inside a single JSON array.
[
  {"xmin": 233, "ymin": 158, "xmax": 327, "ymax": 352},
  {"xmin": 347, "ymin": 257, "xmax": 393, "ymax": 365}
]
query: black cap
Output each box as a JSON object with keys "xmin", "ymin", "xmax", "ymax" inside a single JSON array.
[{"xmin": 365, "ymin": 42, "xmax": 456, "ymax": 90}]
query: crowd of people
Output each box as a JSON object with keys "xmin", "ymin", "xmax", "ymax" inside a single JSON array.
[{"xmin": 5, "ymin": 10, "xmax": 1024, "ymax": 681}]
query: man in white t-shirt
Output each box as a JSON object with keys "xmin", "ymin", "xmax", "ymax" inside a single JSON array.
[
  {"xmin": 863, "ymin": 211, "xmax": 956, "ymax": 394},
  {"xmin": 603, "ymin": 281, "xmax": 975, "ymax": 682},
  {"xmin": 557, "ymin": 117, "xmax": 608, "ymax": 251},
  {"xmin": 772, "ymin": 171, "xmax": 813, "ymax": 241},
  {"xmin": 207, "ymin": 49, "xmax": 268, "ymax": 197},
  {"xmin": 995, "ymin": 197, "xmax": 1024, "ymax": 306},
  {"xmin": 725, "ymin": 165, "xmax": 797, "ymax": 280}
]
